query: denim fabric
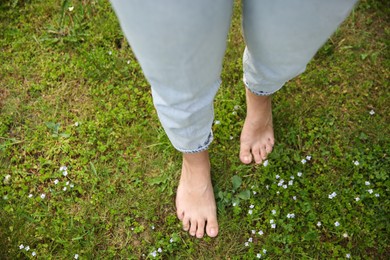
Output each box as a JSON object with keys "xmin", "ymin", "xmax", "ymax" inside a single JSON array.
[{"xmin": 110, "ymin": 0, "xmax": 357, "ymax": 152}]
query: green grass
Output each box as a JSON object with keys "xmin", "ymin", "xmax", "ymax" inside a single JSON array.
[{"xmin": 0, "ymin": 0, "xmax": 389, "ymax": 259}]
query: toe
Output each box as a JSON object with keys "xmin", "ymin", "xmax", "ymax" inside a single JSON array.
[
  {"xmin": 176, "ymin": 209, "xmax": 184, "ymax": 221},
  {"xmin": 240, "ymin": 143, "xmax": 252, "ymax": 164},
  {"xmin": 182, "ymin": 216, "xmax": 190, "ymax": 232},
  {"xmin": 252, "ymin": 146, "xmax": 263, "ymax": 164},
  {"xmin": 196, "ymin": 220, "xmax": 205, "ymax": 238},
  {"xmin": 206, "ymin": 217, "xmax": 219, "ymax": 237},
  {"xmin": 189, "ymin": 219, "xmax": 197, "ymax": 236},
  {"xmin": 260, "ymin": 146, "xmax": 268, "ymax": 160}
]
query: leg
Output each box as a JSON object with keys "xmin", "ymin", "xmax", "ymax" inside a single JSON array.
[
  {"xmin": 240, "ymin": 0, "xmax": 358, "ymax": 164},
  {"xmin": 110, "ymin": 0, "xmax": 233, "ymax": 237}
]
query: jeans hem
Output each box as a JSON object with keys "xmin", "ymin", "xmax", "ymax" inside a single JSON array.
[
  {"xmin": 175, "ymin": 131, "xmax": 213, "ymax": 154},
  {"xmin": 244, "ymin": 79, "xmax": 280, "ymax": 96}
]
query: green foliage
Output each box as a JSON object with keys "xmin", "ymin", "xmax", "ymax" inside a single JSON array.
[{"xmin": 0, "ymin": 0, "xmax": 389, "ymax": 259}]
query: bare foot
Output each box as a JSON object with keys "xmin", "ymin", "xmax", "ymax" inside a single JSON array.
[
  {"xmin": 176, "ymin": 151, "xmax": 218, "ymax": 238},
  {"xmin": 240, "ymin": 89, "xmax": 275, "ymax": 164}
]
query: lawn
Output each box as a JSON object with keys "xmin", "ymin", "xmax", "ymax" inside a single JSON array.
[{"xmin": 0, "ymin": 0, "xmax": 389, "ymax": 259}]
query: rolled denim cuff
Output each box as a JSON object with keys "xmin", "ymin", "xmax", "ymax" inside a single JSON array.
[{"xmin": 173, "ymin": 131, "xmax": 213, "ymax": 154}]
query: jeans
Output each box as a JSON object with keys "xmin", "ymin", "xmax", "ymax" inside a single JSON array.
[{"xmin": 110, "ymin": 0, "xmax": 357, "ymax": 153}]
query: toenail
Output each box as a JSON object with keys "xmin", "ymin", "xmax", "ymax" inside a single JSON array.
[{"xmin": 209, "ymin": 228, "xmax": 217, "ymax": 237}]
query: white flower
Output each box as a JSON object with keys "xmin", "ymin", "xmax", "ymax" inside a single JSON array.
[
  {"xmin": 151, "ymin": 225, "xmax": 155, "ymax": 230},
  {"xmin": 70, "ymin": 184, "xmax": 74, "ymax": 188},
  {"xmin": 355, "ymin": 197, "xmax": 360, "ymax": 201},
  {"xmin": 317, "ymin": 222, "xmax": 322, "ymax": 227},
  {"xmin": 253, "ymin": 191, "xmax": 257, "ymax": 195},
  {"xmin": 19, "ymin": 244, "xmax": 24, "ymax": 250},
  {"xmin": 270, "ymin": 219, "xmax": 274, "ymax": 224},
  {"xmin": 276, "ymin": 191, "xmax": 280, "ymax": 195},
  {"xmin": 353, "ymin": 160, "xmax": 359, "ymax": 166},
  {"xmin": 74, "ymin": 254, "xmax": 79, "ymax": 259},
  {"xmin": 288, "ymin": 180, "xmax": 293, "ymax": 186},
  {"xmin": 275, "ymin": 174, "xmax": 280, "ymax": 179},
  {"xmin": 365, "ymin": 181, "xmax": 370, "ymax": 186},
  {"xmin": 63, "ymin": 187, "xmax": 67, "ymax": 191},
  {"xmin": 32, "ymin": 251, "xmax": 36, "ymax": 256},
  {"xmin": 287, "ymin": 213, "xmax": 295, "ymax": 219},
  {"xmin": 66, "ymin": 181, "xmax": 70, "ymax": 186},
  {"xmin": 248, "ymin": 210, "xmax": 253, "ymax": 215},
  {"xmin": 346, "ymin": 253, "xmax": 351, "ymax": 258},
  {"xmin": 232, "ymin": 202, "xmax": 237, "ymax": 207},
  {"xmin": 271, "ymin": 209, "xmax": 276, "ymax": 215},
  {"xmin": 293, "ymin": 196, "xmax": 297, "ymax": 200},
  {"xmin": 68, "ymin": 6, "xmax": 74, "ymax": 12},
  {"xmin": 251, "ymin": 230, "xmax": 256, "ymax": 234},
  {"xmin": 157, "ymin": 248, "xmax": 162, "ymax": 253},
  {"xmin": 62, "ymin": 170, "xmax": 68, "ymax": 177},
  {"xmin": 250, "ymin": 204, "xmax": 255, "ymax": 209},
  {"xmin": 54, "ymin": 179, "xmax": 59, "ymax": 185},
  {"xmin": 59, "ymin": 166, "xmax": 67, "ymax": 172},
  {"xmin": 328, "ymin": 192, "xmax": 337, "ymax": 199},
  {"xmin": 248, "ymin": 237, "xmax": 253, "ymax": 243},
  {"xmin": 256, "ymin": 253, "xmax": 262, "ymax": 258},
  {"xmin": 301, "ymin": 159, "xmax": 307, "ymax": 164},
  {"xmin": 306, "ymin": 155, "xmax": 312, "ymax": 161},
  {"xmin": 283, "ymin": 184, "xmax": 287, "ymax": 189},
  {"xmin": 108, "ymin": 51, "xmax": 112, "ymax": 55},
  {"xmin": 266, "ymin": 185, "xmax": 269, "ymax": 190},
  {"xmin": 40, "ymin": 194, "xmax": 46, "ymax": 199},
  {"xmin": 367, "ymin": 189, "xmax": 373, "ymax": 194},
  {"xmin": 74, "ymin": 122, "xmax": 79, "ymax": 127},
  {"xmin": 343, "ymin": 233, "xmax": 348, "ymax": 238},
  {"xmin": 263, "ymin": 160, "xmax": 269, "ymax": 167},
  {"xmin": 258, "ymin": 230, "xmax": 264, "ymax": 236},
  {"xmin": 271, "ymin": 224, "xmax": 276, "ymax": 229},
  {"xmin": 290, "ymin": 176, "xmax": 295, "ymax": 180},
  {"xmin": 375, "ymin": 193, "xmax": 380, "ymax": 197},
  {"xmin": 25, "ymin": 246, "xmax": 30, "ymax": 251},
  {"xmin": 170, "ymin": 238, "xmax": 174, "ymax": 243},
  {"xmin": 263, "ymin": 249, "xmax": 267, "ymax": 254},
  {"xmin": 230, "ymin": 136, "xmax": 234, "ymax": 140},
  {"xmin": 28, "ymin": 194, "xmax": 33, "ymax": 198},
  {"xmin": 297, "ymin": 172, "xmax": 302, "ymax": 177},
  {"xmin": 234, "ymin": 105, "xmax": 240, "ymax": 110},
  {"xmin": 244, "ymin": 242, "xmax": 249, "ymax": 247},
  {"xmin": 150, "ymin": 251, "xmax": 157, "ymax": 257},
  {"xmin": 369, "ymin": 110, "xmax": 375, "ymax": 115},
  {"xmin": 214, "ymin": 120, "xmax": 221, "ymax": 125},
  {"xmin": 335, "ymin": 221, "xmax": 340, "ymax": 227},
  {"xmin": 127, "ymin": 60, "xmax": 131, "ymax": 64}
]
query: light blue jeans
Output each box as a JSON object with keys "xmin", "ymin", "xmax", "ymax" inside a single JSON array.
[{"xmin": 110, "ymin": 0, "xmax": 357, "ymax": 153}]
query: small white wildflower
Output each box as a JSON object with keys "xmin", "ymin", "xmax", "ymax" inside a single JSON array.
[
  {"xmin": 283, "ymin": 184, "xmax": 287, "ymax": 189},
  {"xmin": 275, "ymin": 174, "xmax": 280, "ymax": 179},
  {"xmin": 317, "ymin": 221, "xmax": 322, "ymax": 227},
  {"xmin": 230, "ymin": 136, "xmax": 234, "ymax": 140},
  {"xmin": 250, "ymin": 204, "xmax": 255, "ymax": 209},
  {"xmin": 353, "ymin": 160, "xmax": 359, "ymax": 166},
  {"xmin": 355, "ymin": 197, "xmax": 360, "ymax": 201},
  {"xmin": 28, "ymin": 194, "xmax": 33, "ymax": 198},
  {"xmin": 70, "ymin": 184, "xmax": 74, "ymax": 188},
  {"xmin": 74, "ymin": 253, "xmax": 79, "ymax": 259},
  {"xmin": 244, "ymin": 242, "xmax": 249, "ymax": 247},
  {"xmin": 74, "ymin": 122, "xmax": 79, "ymax": 127},
  {"xmin": 258, "ymin": 230, "xmax": 264, "ymax": 235},
  {"xmin": 335, "ymin": 221, "xmax": 340, "ymax": 227},
  {"xmin": 251, "ymin": 230, "xmax": 256, "ymax": 234},
  {"xmin": 263, "ymin": 160, "xmax": 269, "ymax": 167},
  {"xmin": 297, "ymin": 172, "xmax": 302, "ymax": 177},
  {"xmin": 40, "ymin": 194, "xmax": 46, "ymax": 199},
  {"xmin": 328, "ymin": 192, "xmax": 337, "ymax": 199},
  {"xmin": 270, "ymin": 219, "xmax": 274, "ymax": 224},
  {"xmin": 150, "ymin": 251, "xmax": 157, "ymax": 257},
  {"xmin": 170, "ymin": 238, "xmax": 174, "ymax": 243},
  {"xmin": 375, "ymin": 193, "xmax": 380, "ymax": 197},
  {"xmin": 276, "ymin": 191, "xmax": 280, "ymax": 195},
  {"xmin": 301, "ymin": 159, "xmax": 307, "ymax": 164},
  {"xmin": 369, "ymin": 110, "xmax": 375, "ymax": 115},
  {"xmin": 63, "ymin": 187, "xmax": 67, "ymax": 191},
  {"xmin": 293, "ymin": 196, "xmax": 297, "ymax": 200},
  {"xmin": 59, "ymin": 166, "xmax": 67, "ymax": 171},
  {"xmin": 66, "ymin": 181, "xmax": 70, "ymax": 186},
  {"xmin": 151, "ymin": 225, "xmax": 155, "ymax": 230},
  {"xmin": 367, "ymin": 189, "xmax": 373, "ymax": 194},
  {"xmin": 256, "ymin": 253, "xmax": 262, "ymax": 258},
  {"xmin": 214, "ymin": 120, "xmax": 221, "ymax": 125},
  {"xmin": 253, "ymin": 191, "xmax": 257, "ymax": 195},
  {"xmin": 271, "ymin": 209, "xmax": 276, "ymax": 215},
  {"xmin": 266, "ymin": 185, "xmax": 269, "ymax": 190},
  {"xmin": 232, "ymin": 202, "xmax": 237, "ymax": 207},
  {"xmin": 32, "ymin": 251, "xmax": 36, "ymax": 257},
  {"xmin": 54, "ymin": 179, "xmax": 59, "ymax": 185},
  {"xmin": 62, "ymin": 170, "xmax": 68, "ymax": 177},
  {"xmin": 288, "ymin": 180, "xmax": 293, "ymax": 186},
  {"xmin": 25, "ymin": 246, "xmax": 30, "ymax": 251},
  {"xmin": 108, "ymin": 51, "xmax": 112, "ymax": 55},
  {"xmin": 248, "ymin": 237, "xmax": 253, "ymax": 243},
  {"xmin": 343, "ymin": 233, "xmax": 348, "ymax": 238},
  {"xmin": 287, "ymin": 213, "xmax": 295, "ymax": 219},
  {"xmin": 248, "ymin": 210, "xmax": 253, "ymax": 215},
  {"xmin": 263, "ymin": 249, "xmax": 267, "ymax": 254},
  {"xmin": 68, "ymin": 6, "xmax": 74, "ymax": 12},
  {"xmin": 127, "ymin": 60, "xmax": 131, "ymax": 64},
  {"xmin": 19, "ymin": 244, "xmax": 24, "ymax": 250},
  {"xmin": 290, "ymin": 176, "xmax": 295, "ymax": 180},
  {"xmin": 271, "ymin": 224, "xmax": 276, "ymax": 229},
  {"xmin": 3, "ymin": 195, "xmax": 8, "ymax": 200},
  {"xmin": 234, "ymin": 105, "xmax": 240, "ymax": 110},
  {"xmin": 306, "ymin": 155, "xmax": 312, "ymax": 161},
  {"xmin": 346, "ymin": 253, "xmax": 351, "ymax": 258},
  {"xmin": 365, "ymin": 181, "xmax": 370, "ymax": 186},
  {"xmin": 157, "ymin": 248, "xmax": 162, "ymax": 253}
]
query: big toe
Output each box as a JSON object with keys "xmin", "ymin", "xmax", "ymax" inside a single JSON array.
[
  {"xmin": 240, "ymin": 143, "xmax": 252, "ymax": 164},
  {"xmin": 206, "ymin": 217, "xmax": 219, "ymax": 237}
]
